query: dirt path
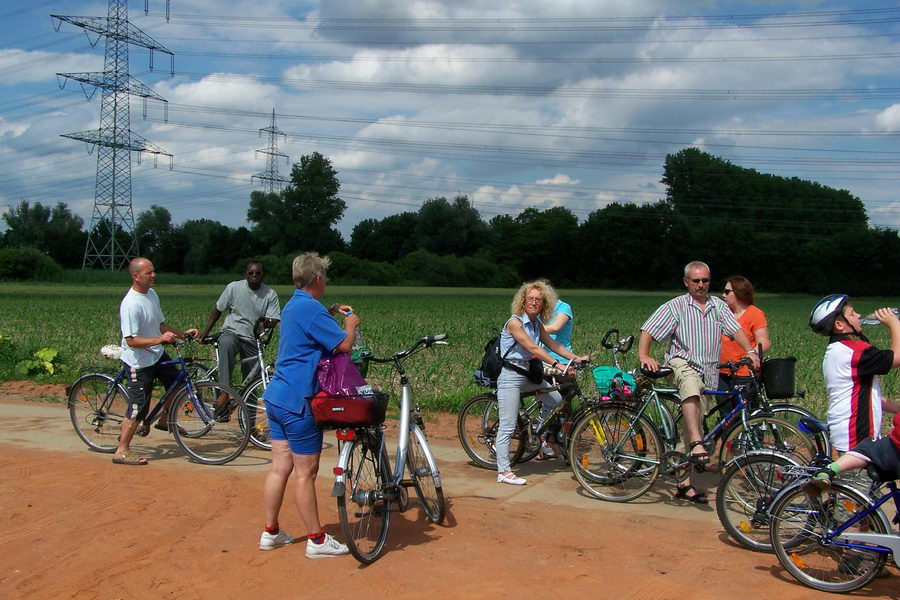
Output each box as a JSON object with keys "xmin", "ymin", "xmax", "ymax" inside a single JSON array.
[{"xmin": 0, "ymin": 382, "xmax": 896, "ymax": 599}]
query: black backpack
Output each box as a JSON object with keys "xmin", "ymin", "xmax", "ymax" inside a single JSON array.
[{"xmin": 476, "ymin": 334, "xmax": 510, "ymax": 386}]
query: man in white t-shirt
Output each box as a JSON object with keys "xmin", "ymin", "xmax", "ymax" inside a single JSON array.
[
  {"xmin": 113, "ymin": 258, "xmax": 198, "ymax": 466},
  {"xmin": 198, "ymin": 261, "xmax": 280, "ymax": 390}
]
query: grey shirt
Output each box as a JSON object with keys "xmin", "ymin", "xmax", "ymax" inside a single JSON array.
[{"xmin": 216, "ymin": 280, "xmax": 280, "ymax": 340}]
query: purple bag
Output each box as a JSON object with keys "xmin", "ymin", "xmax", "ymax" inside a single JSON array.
[{"xmin": 316, "ymin": 352, "xmax": 367, "ymax": 396}]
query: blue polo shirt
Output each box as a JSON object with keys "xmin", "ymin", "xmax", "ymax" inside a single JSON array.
[
  {"xmin": 545, "ymin": 299, "xmax": 574, "ymax": 361},
  {"xmin": 263, "ymin": 289, "xmax": 347, "ymax": 413}
]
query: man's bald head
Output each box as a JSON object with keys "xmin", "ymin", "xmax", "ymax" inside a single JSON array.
[{"xmin": 128, "ymin": 258, "xmax": 155, "ymax": 292}]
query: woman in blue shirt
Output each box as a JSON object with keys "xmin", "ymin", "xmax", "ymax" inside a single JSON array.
[
  {"xmin": 259, "ymin": 252, "xmax": 358, "ymax": 558},
  {"xmin": 496, "ymin": 280, "xmax": 588, "ymax": 485}
]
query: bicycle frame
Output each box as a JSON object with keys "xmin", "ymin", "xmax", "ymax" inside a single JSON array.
[
  {"xmin": 102, "ymin": 346, "xmax": 213, "ymax": 427},
  {"xmin": 827, "ymin": 481, "xmax": 900, "ymax": 567}
]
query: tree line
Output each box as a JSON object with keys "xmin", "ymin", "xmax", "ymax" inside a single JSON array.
[{"xmin": 3, "ymin": 148, "xmax": 900, "ymax": 296}]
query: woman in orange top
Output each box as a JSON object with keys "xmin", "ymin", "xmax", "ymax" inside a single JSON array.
[{"xmin": 718, "ymin": 276, "xmax": 771, "ymax": 417}]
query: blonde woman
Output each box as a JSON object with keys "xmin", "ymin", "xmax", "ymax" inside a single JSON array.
[{"xmin": 495, "ymin": 281, "xmax": 589, "ymax": 485}]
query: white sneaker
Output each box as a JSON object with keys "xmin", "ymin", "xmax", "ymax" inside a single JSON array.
[
  {"xmin": 497, "ymin": 471, "xmax": 527, "ymax": 485},
  {"xmin": 306, "ymin": 533, "xmax": 349, "ymax": 559},
  {"xmin": 541, "ymin": 442, "xmax": 556, "ymax": 458},
  {"xmin": 259, "ymin": 530, "xmax": 295, "ymax": 551}
]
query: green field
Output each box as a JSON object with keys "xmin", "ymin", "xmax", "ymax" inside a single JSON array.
[{"xmin": 1, "ymin": 282, "xmax": 898, "ymax": 422}]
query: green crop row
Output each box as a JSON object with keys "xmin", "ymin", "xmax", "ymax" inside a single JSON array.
[{"xmin": 1, "ymin": 282, "xmax": 897, "ymax": 426}]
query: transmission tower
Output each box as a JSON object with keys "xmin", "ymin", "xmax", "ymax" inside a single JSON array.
[
  {"xmin": 53, "ymin": 0, "xmax": 174, "ymax": 271},
  {"xmin": 251, "ymin": 109, "xmax": 289, "ymax": 194}
]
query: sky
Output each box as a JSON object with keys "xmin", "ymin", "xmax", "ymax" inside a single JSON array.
[{"xmin": 1, "ymin": 0, "xmax": 900, "ymax": 241}]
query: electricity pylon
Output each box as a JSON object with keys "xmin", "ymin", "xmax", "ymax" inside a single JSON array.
[
  {"xmin": 53, "ymin": 0, "xmax": 174, "ymax": 270},
  {"xmin": 251, "ymin": 109, "xmax": 289, "ymax": 194}
]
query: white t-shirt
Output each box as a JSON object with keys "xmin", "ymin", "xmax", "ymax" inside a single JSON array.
[{"xmin": 119, "ymin": 287, "xmax": 165, "ymax": 368}]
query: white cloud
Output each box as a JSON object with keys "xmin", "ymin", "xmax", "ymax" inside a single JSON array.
[
  {"xmin": 535, "ymin": 174, "xmax": 580, "ymax": 185},
  {"xmin": 875, "ymin": 104, "xmax": 900, "ymax": 132}
]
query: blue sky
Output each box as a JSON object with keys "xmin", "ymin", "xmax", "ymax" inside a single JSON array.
[{"xmin": 2, "ymin": 0, "xmax": 900, "ymax": 239}]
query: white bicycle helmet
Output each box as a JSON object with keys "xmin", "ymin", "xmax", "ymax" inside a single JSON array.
[{"xmin": 809, "ymin": 294, "xmax": 848, "ymax": 336}]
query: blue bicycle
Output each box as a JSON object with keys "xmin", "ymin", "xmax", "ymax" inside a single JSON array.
[
  {"xmin": 768, "ymin": 463, "xmax": 899, "ymax": 592},
  {"xmin": 67, "ymin": 336, "xmax": 250, "ymax": 465}
]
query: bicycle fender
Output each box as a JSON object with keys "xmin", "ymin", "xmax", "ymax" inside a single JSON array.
[
  {"xmin": 331, "ymin": 439, "xmax": 354, "ymax": 497},
  {"xmin": 721, "ymin": 449, "xmax": 801, "ymax": 471}
]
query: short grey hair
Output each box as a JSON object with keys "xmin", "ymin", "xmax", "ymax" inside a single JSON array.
[
  {"xmin": 683, "ymin": 261, "xmax": 710, "ymax": 278},
  {"xmin": 292, "ymin": 252, "xmax": 331, "ymax": 288}
]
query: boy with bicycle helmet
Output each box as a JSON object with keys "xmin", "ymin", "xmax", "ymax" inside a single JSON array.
[{"xmin": 809, "ymin": 295, "xmax": 900, "ymax": 454}]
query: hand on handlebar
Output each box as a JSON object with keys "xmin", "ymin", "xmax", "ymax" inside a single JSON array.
[{"xmin": 160, "ymin": 331, "xmax": 178, "ymax": 344}]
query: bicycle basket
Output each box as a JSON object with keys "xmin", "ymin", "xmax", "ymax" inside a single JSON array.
[
  {"xmin": 309, "ymin": 390, "xmax": 388, "ymax": 430},
  {"xmin": 761, "ymin": 357, "xmax": 796, "ymax": 399}
]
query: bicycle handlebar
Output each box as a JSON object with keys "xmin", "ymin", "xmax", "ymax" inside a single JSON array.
[
  {"xmin": 601, "ymin": 328, "xmax": 619, "ymax": 349},
  {"xmin": 363, "ymin": 334, "xmax": 449, "ymax": 364},
  {"xmin": 716, "ymin": 356, "xmax": 754, "ymax": 373}
]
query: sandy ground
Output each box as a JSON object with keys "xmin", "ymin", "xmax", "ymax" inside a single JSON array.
[{"xmin": 0, "ymin": 381, "xmax": 896, "ymax": 600}]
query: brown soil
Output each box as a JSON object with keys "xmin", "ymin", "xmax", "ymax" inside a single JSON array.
[{"xmin": 0, "ymin": 381, "xmax": 895, "ymax": 599}]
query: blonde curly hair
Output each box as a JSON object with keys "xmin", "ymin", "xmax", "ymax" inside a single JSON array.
[{"xmin": 510, "ymin": 280, "xmax": 557, "ymax": 322}]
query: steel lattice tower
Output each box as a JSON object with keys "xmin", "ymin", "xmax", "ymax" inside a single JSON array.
[
  {"xmin": 53, "ymin": 1, "xmax": 174, "ymax": 270},
  {"xmin": 252, "ymin": 109, "xmax": 289, "ymax": 194}
]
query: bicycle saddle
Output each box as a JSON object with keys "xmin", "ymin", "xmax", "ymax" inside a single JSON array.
[
  {"xmin": 866, "ymin": 463, "xmax": 899, "ymax": 485},
  {"xmin": 639, "ymin": 366, "xmax": 673, "ymax": 379},
  {"xmin": 797, "ymin": 416, "xmax": 829, "ymax": 436},
  {"xmin": 202, "ymin": 332, "xmax": 222, "ymax": 344}
]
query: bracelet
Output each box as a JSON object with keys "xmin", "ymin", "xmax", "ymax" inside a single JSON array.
[{"xmin": 746, "ymin": 349, "xmax": 758, "ymax": 355}]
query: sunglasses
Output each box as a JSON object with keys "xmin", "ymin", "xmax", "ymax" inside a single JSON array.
[
  {"xmin": 246, "ymin": 270, "xmax": 263, "ymax": 276},
  {"xmin": 688, "ymin": 278, "xmax": 710, "ymax": 284},
  {"xmin": 723, "ymin": 288, "xmax": 734, "ymax": 295}
]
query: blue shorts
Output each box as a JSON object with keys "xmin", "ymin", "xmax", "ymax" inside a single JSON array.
[{"xmin": 265, "ymin": 401, "xmax": 323, "ymax": 455}]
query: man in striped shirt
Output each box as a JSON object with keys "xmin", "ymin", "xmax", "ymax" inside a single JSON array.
[{"xmin": 638, "ymin": 261, "xmax": 758, "ymax": 503}]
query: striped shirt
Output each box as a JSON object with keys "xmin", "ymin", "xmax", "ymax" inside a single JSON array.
[{"xmin": 641, "ymin": 294, "xmax": 740, "ymax": 388}]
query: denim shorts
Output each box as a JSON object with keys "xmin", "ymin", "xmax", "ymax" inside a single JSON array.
[{"xmin": 265, "ymin": 401, "xmax": 323, "ymax": 455}]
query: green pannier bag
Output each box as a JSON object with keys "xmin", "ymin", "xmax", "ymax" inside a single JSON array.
[{"xmin": 592, "ymin": 365, "xmax": 636, "ymax": 395}]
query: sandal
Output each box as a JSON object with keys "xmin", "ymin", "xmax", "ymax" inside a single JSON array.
[
  {"xmin": 112, "ymin": 452, "xmax": 148, "ymax": 466},
  {"xmin": 674, "ymin": 484, "xmax": 708, "ymax": 504},
  {"xmin": 534, "ymin": 442, "xmax": 557, "ymax": 461},
  {"xmin": 689, "ymin": 440, "xmax": 711, "ymax": 472}
]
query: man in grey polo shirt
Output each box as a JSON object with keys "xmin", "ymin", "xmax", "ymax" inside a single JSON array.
[
  {"xmin": 199, "ymin": 261, "xmax": 281, "ymax": 390},
  {"xmin": 638, "ymin": 260, "xmax": 759, "ymax": 503}
]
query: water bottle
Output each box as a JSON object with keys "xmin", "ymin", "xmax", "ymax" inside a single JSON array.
[{"xmin": 860, "ymin": 307, "xmax": 900, "ymax": 325}]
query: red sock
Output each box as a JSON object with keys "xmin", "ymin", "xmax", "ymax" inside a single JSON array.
[
  {"xmin": 264, "ymin": 523, "xmax": 279, "ymax": 534},
  {"xmin": 309, "ymin": 530, "xmax": 326, "ymax": 544}
]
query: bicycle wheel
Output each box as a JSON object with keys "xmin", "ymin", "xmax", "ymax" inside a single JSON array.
[
  {"xmin": 715, "ymin": 452, "xmax": 798, "ymax": 552},
  {"xmin": 456, "ymin": 393, "xmax": 525, "ymax": 469},
  {"xmin": 240, "ymin": 377, "xmax": 271, "ymax": 451},
  {"xmin": 407, "ymin": 423, "xmax": 445, "ymax": 524},
  {"xmin": 169, "ymin": 382, "xmax": 250, "ymax": 465},
  {"xmin": 766, "ymin": 403, "xmax": 832, "ymax": 459},
  {"xmin": 568, "ymin": 405, "xmax": 663, "ymax": 502},
  {"xmin": 719, "ymin": 416, "xmax": 816, "ymax": 466},
  {"xmin": 769, "ymin": 481, "xmax": 889, "ymax": 593},
  {"xmin": 338, "ymin": 430, "xmax": 391, "ymax": 563},
  {"xmin": 68, "ymin": 374, "xmax": 129, "ymax": 452}
]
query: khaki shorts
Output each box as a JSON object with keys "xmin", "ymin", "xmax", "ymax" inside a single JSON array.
[
  {"xmin": 667, "ymin": 357, "xmax": 705, "ymax": 401},
  {"xmin": 668, "ymin": 358, "xmax": 711, "ymax": 450}
]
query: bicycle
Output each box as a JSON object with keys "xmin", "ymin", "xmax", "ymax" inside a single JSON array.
[
  {"xmin": 768, "ymin": 463, "xmax": 900, "ymax": 593},
  {"xmin": 198, "ymin": 316, "xmax": 278, "ymax": 450},
  {"xmin": 567, "ymin": 357, "xmax": 816, "ymax": 502},
  {"xmin": 67, "ymin": 335, "xmax": 250, "ymax": 465},
  {"xmin": 331, "ymin": 334, "xmax": 448, "ymax": 563},
  {"xmin": 715, "ymin": 416, "xmax": 833, "ymax": 553},
  {"xmin": 457, "ymin": 354, "xmax": 599, "ymax": 469}
]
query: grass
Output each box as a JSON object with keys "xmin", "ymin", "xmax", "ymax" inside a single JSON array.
[{"xmin": 1, "ymin": 281, "xmax": 898, "ymax": 427}]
